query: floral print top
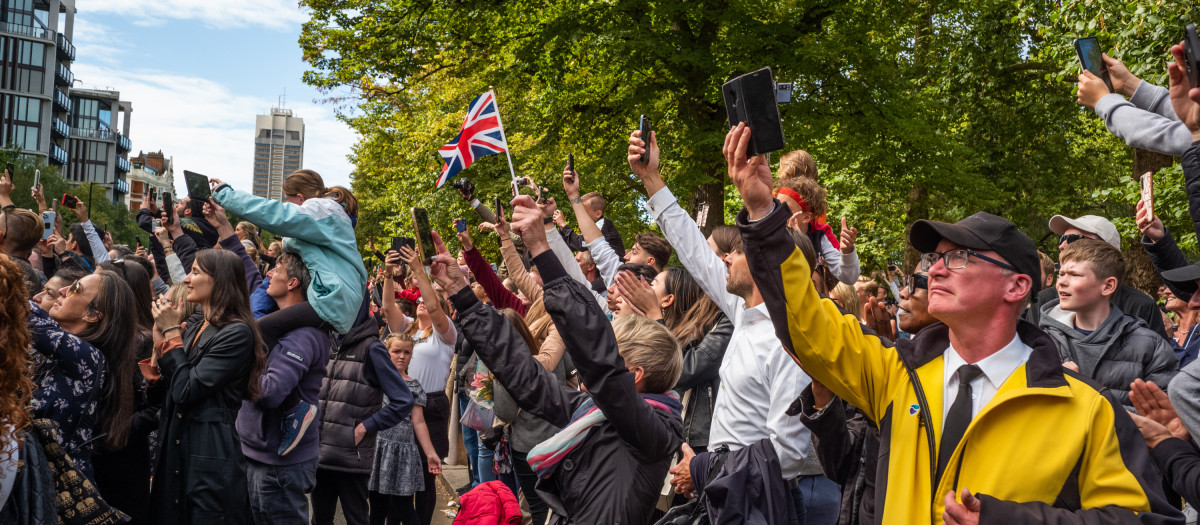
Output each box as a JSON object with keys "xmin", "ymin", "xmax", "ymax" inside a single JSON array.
[{"xmin": 27, "ymin": 301, "xmax": 106, "ymax": 480}]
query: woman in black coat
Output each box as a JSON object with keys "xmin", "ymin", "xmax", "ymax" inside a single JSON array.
[{"xmin": 148, "ymin": 249, "xmax": 267, "ymax": 524}]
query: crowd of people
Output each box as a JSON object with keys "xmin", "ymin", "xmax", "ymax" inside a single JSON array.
[{"xmin": 9, "ymin": 39, "xmax": 1200, "ymax": 525}]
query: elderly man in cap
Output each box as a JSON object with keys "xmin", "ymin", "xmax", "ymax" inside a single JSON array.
[
  {"xmin": 722, "ymin": 123, "xmax": 1180, "ymax": 524},
  {"xmin": 1025, "ymin": 214, "xmax": 1168, "ymax": 339}
]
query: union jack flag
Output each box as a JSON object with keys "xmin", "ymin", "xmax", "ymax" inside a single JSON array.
[{"xmin": 436, "ymin": 90, "xmax": 509, "ymax": 188}]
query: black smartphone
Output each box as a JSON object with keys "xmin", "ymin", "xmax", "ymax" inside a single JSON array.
[
  {"xmin": 411, "ymin": 207, "xmax": 436, "ymax": 263},
  {"xmin": 4, "ymin": 162, "xmax": 12, "ymax": 177},
  {"xmin": 494, "ymin": 196, "xmax": 504, "ymax": 219},
  {"xmin": 1186, "ymin": 25, "xmax": 1200, "ymax": 89},
  {"xmin": 1074, "ymin": 36, "xmax": 1114, "ymax": 92},
  {"xmin": 162, "ymin": 192, "xmax": 173, "ymax": 224},
  {"xmin": 150, "ymin": 187, "xmax": 157, "ymax": 202},
  {"xmin": 390, "ymin": 236, "xmax": 414, "ymax": 254},
  {"xmin": 184, "ymin": 170, "xmax": 211, "ymax": 201},
  {"xmin": 722, "ymin": 67, "xmax": 787, "ymax": 157},
  {"xmin": 638, "ymin": 115, "xmax": 652, "ymax": 164},
  {"xmin": 455, "ymin": 218, "xmax": 467, "ymax": 233},
  {"xmin": 61, "ymin": 193, "xmax": 78, "ymax": 208},
  {"xmin": 568, "ymin": 153, "xmax": 574, "ymax": 173}
]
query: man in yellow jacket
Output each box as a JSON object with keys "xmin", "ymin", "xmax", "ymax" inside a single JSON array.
[{"xmin": 721, "ymin": 123, "xmax": 1181, "ymax": 524}]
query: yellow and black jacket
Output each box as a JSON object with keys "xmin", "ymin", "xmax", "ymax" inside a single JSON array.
[{"xmin": 738, "ymin": 203, "xmax": 1182, "ymax": 525}]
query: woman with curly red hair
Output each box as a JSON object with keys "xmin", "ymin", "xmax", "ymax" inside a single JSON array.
[{"xmin": 0, "ymin": 254, "xmax": 34, "ymax": 506}]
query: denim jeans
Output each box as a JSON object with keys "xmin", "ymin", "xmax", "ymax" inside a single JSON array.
[
  {"xmin": 458, "ymin": 394, "xmax": 481, "ymax": 487},
  {"xmin": 245, "ymin": 457, "xmax": 318, "ymax": 525},
  {"xmin": 797, "ymin": 474, "xmax": 841, "ymax": 525}
]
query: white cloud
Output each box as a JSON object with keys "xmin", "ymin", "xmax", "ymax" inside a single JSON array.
[
  {"xmin": 70, "ymin": 62, "xmax": 358, "ymax": 197},
  {"xmin": 67, "ymin": 18, "xmax": 126, "ymax": 66},
  {"xmin": 80, "ymin": 0, "xmax": 308, "ymax": 30}
]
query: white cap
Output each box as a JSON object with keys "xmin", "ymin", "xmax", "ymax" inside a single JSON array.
[{"xmin": 1048, "ymin": 215, "xmax": 1120, "ymax": 250}]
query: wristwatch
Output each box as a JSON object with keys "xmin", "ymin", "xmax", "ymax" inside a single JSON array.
[{"xmin": 543, "ymin": 217, "xmax": 554, "ymax": 224}]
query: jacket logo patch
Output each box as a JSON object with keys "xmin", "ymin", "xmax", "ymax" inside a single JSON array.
[
  {"xmin": 909, "ymin": 404, "xmax": 920, "ymax": 415},
  {"xmin": 286, "ymin": 351, "xmax": 305, "ymax": 362}
]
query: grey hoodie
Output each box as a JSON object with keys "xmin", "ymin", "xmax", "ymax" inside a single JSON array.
[
  {"xmin": 1038, "ymin": 300, "xmax": 1178, "ymax": 407},
  {"xmin": 1094, "ymin": 80, "xmax": 1192, "ymax": 157}
]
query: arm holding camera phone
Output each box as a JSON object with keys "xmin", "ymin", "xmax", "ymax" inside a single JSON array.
[
  {"xmin": 462, "ymin": 222, "xmax": 527, "ymax": 316},
  {"xmin": 381, "ymin": 251, "xmax": 412, "ymax": 334},
  {"xmin": 563, "ymin": 167, "xmax": 621, "ymax": 289},
  {"xmin": 398, "ymin": 244, "xmax": 454, "ymax": 345},
  {"xmin": 69, "ymin": 201, "xmax": 111, "ymax": 265},
  {"xmin": 1092, "ymin": 52, "xmax": 1193, "ymax": 156}
]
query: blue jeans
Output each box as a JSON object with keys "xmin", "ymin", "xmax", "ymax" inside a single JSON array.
[
  {"xmin": 458, "ymin": 394, "xmax": 481, "ymax": 486},
  {"xmin": 794, "ymin": 474, "xmax": 841, "ymax": 525},
  {"xmin": 477, "ymin": 445, "xmax": 497, "ymax": 483},
  {"xmin": 246, "ymin": 457, "xmax": 318, "ymax": 525}
]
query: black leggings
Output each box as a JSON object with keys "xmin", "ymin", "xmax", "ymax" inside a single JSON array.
[
  {"xmin": 369, "ymin": 491, "xmax": 419, "ymax": 525},
  {"xmin": 513, "ymin": 450, "xmax": 549, "ymax": 525},
  {"xmin": 258, "ymin": 301, "xmax": 328, "ymax": 349},
  {"xmin": 415, "ymin": 392, "xmax": 450, "ymax": 525}
]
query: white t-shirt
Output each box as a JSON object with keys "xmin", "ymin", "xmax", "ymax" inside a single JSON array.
[{"xmin": 408, "ymin": 323, "xmax": 457, "ymax": 396}]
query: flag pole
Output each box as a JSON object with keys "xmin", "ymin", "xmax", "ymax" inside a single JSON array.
[{"xmin": 488, "ymin": 87, "xmax": 520, "ymax": 192}]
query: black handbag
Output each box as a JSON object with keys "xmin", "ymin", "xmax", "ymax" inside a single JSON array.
[{"xmin": 654, "ymin": 447, "xmax": 729, "ymax": 525}]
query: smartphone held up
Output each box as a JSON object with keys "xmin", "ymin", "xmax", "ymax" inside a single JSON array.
[{"xmin": 1074, "ymin": 36, "xmax": 1115, "ymax": 92}]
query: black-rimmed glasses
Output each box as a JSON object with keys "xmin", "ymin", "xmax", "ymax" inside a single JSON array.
[{"xmin": 919, "ymin": 249, "xmax": 1016, "ymax": 273}]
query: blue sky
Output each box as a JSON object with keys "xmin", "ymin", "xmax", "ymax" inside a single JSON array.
[{"xmin": 69, "ymin": 0, "xmax": 357, "ymax": 195}]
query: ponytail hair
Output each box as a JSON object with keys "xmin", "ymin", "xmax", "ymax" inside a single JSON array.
[{"xmin": 326, "ymin": 185, "xmax": 359, "ymax": 217}]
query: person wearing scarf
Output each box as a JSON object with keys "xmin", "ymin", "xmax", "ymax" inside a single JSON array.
[{"xmin": 436, "ymin": 195, "xmax": 686, "ymax": 525}]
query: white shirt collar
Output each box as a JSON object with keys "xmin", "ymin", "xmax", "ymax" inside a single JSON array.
[{"xmin": 944, "ymin": 333, "xmax": 1033, "ymax": 391}]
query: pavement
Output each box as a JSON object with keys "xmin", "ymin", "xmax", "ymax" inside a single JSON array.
[{"xmin": 328, "ymin": 464, "xmax": 471, "ymax": 525}]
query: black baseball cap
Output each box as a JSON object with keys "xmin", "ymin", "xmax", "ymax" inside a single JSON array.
[
  {"xmin": 909, "ymin": 212, "xmax": 1040, "ymax": 286},
  {"xmin": 1161, "ymin": 262, "xmax": 1200, "ymax": 285}
]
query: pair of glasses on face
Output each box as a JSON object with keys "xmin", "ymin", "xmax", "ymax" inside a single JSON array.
[
  {"xmin": 919, "ymin": 249, "xmax": 1016, "ymax": 273},
  {"xmin": 905, "ymin": 273, "xmax": 929, "ymax": 295},
  {"xmin": 64, "ymin": 279, "xmax": 98, "ymax": 311}
]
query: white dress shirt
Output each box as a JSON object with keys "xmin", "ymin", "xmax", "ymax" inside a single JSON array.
[
  {"xmin": 646, "ymin": 188, "xmax": 812, "ymax": 478},
  {"xmin": 942, "ymin": 334, "xmax": 1034, "ymax": 424}
]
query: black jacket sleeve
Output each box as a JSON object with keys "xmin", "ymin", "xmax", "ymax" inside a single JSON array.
[
  {"xmin": 1143, "ymin": 228, "xmax": 1197, "ymax": 301},
  {"xmin": 1184, "ymin": 140, "xmax": 1200, "ymax": 242},
  {"xmin": 1151, "ymin": 437, "xmax": 1200, "ymax": 509},
  {"xmin": 450, "ymin": 285, "xmax": 585, "ymax": 427},
  {"xmin": 158, "ymin": 322, "xmax": 255, "ymax": 408},
  {"xmin": 559, "ymin": 227, "xmax": 586, "ymax": 252},
  {"xmin": 798, "ymin": 388, "xmax": 866, "ymax": 487},
  {"xmin": 535, "ymin": 250, "xmax": 680, "ymax": 457},
  {"xmin": 172, "ymin": 232, "xmax": 197, "ymax": 275},
  {"xmin": 673, "ymin": 314, "xmax": 732, "ymax": 391},
  {"xmin": 601, "ymin": 218, "xmax": 626, "ymax": 260}
]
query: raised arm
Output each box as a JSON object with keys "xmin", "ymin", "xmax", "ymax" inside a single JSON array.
[
  {"xmin": 70, "ymin": 202, "xmax": 110, "ymax": 265},
  {"xmin": 381, "ymin": 252, "xmax": 411, "ymax": 334},
  {"xmin": 629, "ymin": 130, "xmax": 739, "ymax": 318},
  {"xmin": 498, "ymin": 225, "xmax": 542, "ymax": 304},
  {"xmin": 460, "ymin": 224, "xmax": 526, "ymax": 315},
  {"xmin": 399, "ymin": 244, "xmax": 454, "ymax": 344}
]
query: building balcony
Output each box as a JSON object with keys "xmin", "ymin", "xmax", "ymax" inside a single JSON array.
[
  {"xmin": 114, "ymin": 177, "xmax": 129, "ymax": 195},
  {"xmin": 2, "ymin": 23, "xmax": 51, "ymax": 41},
  {"xmin": 71, "ymin": 127, "xmax": 114, "ymax": 140},
  {"xmin": 51, "ymin": 117, "xmax": 68, "ymax": 138},
  {"xmin": 49, "ymin": 144, "xmax": 67, "ymax": 166},
  {"xmin": 115, "ymin": 132, "xmax": 131, "ymax": 152},
  {"xmin": 53, "ymin": 89, "xmax": 71, "ymax": 113},
  {"xmin": 54, "ymin": 63, "xmax": 72, "ymax": 86},
  {"xmin": 116, "ymin": 156, "xmax": 130, "ymax": 173},
  {"xmin": 55, "ymin": 33, "xmax": 75, "ymax": 62}
]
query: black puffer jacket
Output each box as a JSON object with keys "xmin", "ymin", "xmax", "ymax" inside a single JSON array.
[
  {"xmin": 1039, "ymin": 301, "xmax": 1178, "ymax": 406},
  {"xmin": 673, "ymin": 313, "xmax": 733, "ymax": 448},
  {"xmin": 452, "ymin": 251, "xmax": 683, "ymax": 525}
]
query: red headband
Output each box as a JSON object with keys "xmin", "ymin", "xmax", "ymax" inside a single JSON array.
[{"xmin": 773, "ymin": 187, "xmax": 809, "ymax": 213}]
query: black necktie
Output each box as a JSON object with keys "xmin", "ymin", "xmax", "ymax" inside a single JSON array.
[{"xmin": 937, "ymin": 364, "xmax": 984, "ymax": 484}]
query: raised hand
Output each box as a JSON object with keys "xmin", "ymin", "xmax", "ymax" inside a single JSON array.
[
  {"xmin": 0, "ymin": 166, "xmax": 12, "ymax": 207},
  {"xmin": 203, "ymin": 198, "xmax": 235, "ymax": 239},
  {"xmin": 1102, "ymin": 53, "xmax": 1139, "ymax": 96},
  {"xmin": 1135, "ymin": 199, "xmax": 1165, "ymax": 243},
  {"xmin": 1129, "ymin": 378, "xmax": 1190, "ymax": 442},
  {"xmin": 397, "ymin": 245, "xmax": 424, "ymax": 271},
  {"xmin": 839, "ymin": 218, "xmax": 858, "ymax": 254},
  {"xmin": 615, "ymin": 270, "xmax": 660, "ymax": 320},
  {"xmin": 1168, "ymin": 42, "xmax": 1200, "ymax": 140},
  {"xmin": 1076, "ymin": 70, "xmax": 1111, "ymax": 109},
  {"xmin": 553, "ymin": 209, "xmax": 566, "ymax": 228},
  {"xmin": 626, "ymin": 130, "xmax": 660, "ymax": 181},
  {"xmin": 428, "ymin": 231, "xmax": 468, "ymax": 295},
  {"xmin": 864, "ymin": 296, "xmax": 895, "ymax": 340},
  {"xmin": 723, "ymin": 123, "xmax": 774, "ymax": 220},
  {"xmin": 563, "ymin": 166, "xmax": 581, "ymax": 201},
  {"xmin": 786, "ymin": 211, "xmax": 811, "ymax": 233},
  {"xmin": 457, "ymin": 224, "xmax": 474, "ymax": 252},
  {"xmin": 70, "ymin": 199, "xmax": 89, "ymax": 223},
  {"xmin": 510, "ymin": 195, "xmax": 549, "ymax": 256},
  {"xmin": 31, "ymin": 183, "xmax": 46, "ymax": 211}
]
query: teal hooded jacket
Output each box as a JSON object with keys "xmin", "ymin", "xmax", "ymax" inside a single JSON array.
[{"xmin": 213, "ymin": 184, "xmax": 366, "ymax": 334}]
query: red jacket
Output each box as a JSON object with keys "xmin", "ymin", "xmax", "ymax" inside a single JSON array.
[{"xmin": 454, "ymin": 481, "xmax": 521, "ymax": 525}]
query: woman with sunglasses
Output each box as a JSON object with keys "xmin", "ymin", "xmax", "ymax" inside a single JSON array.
[
  {"xmin": 148, "ymin": 249, "xmax": 267, "ymax": 524},
  {"xmin": 28, "ymin": 269, "xmax": 138, "ymax": 481}
]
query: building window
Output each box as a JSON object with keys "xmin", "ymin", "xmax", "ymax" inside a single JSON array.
[
  {"xmin": 17, "ymin": 41, "xmax": 44, "ymax": 67},
  {"xmin": 259, "ymin": 129, "xmax": 271, "ymax": 138},
  {"xmin": 287, "ymin": 131, "xmax": 300, "ymax": 140}
]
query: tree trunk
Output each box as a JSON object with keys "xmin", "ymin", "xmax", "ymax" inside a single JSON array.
[
  {"xmin": 1125, "ymin": 148, "xmax": 1176, "ymax": 297},
  {"xmin": 691, "ymin": 179, "xmax": 725, "ymax": 236},
  {"xmin": 902, "ymin": 185, "xmax": 929, "ymax": 273}
]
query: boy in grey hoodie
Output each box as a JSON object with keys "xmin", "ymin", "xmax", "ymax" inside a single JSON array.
[
  {"xmin": 1038, "ymin": 239, "xmax": 1177, "ymax": 406},
  {"xmin": 1078, "ymin": 53, "xmax": 1192, "ymax": 156}
]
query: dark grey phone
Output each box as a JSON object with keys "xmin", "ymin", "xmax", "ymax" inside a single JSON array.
[{"xmin": 411, "ymin": 207, "xmax": 436, "ymax": 263}]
